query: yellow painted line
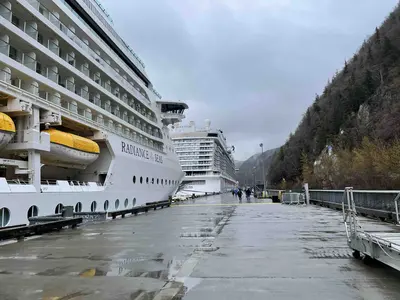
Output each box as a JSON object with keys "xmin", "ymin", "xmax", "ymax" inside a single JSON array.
[{"xmin": 171, "ymin": 202, "xmax": 278, "ymax": 207}]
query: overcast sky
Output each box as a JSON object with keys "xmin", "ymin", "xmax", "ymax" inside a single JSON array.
[{"xmin": 102, "ymin": 0, "xmax": 398, "ymax": 161}]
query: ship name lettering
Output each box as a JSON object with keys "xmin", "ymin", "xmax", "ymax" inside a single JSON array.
[{"xmin": 121, "ymin": 141, "xmax": 163, "ymax": 164}]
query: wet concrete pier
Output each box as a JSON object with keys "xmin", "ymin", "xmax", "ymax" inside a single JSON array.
[{"xmin": 1, "ymin": 194, "xmax": 400, "ymax": 299}]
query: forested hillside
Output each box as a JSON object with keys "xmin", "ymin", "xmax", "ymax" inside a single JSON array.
[
  {"xmin": 268, "ymin": 3, "xmax": 400, "ymax": 189},
  {"xmin": 237, "ymin": 148, "xmax": 278, "ymax": 186}
]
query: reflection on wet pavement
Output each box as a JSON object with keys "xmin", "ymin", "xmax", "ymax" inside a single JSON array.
[{"xmin": 0, "ymin": 194, "xmax": 399, "ymax": 299}]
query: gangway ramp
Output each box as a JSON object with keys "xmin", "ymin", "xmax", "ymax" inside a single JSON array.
[{"xmin": 343, "ymin": 187, "xmax": 400, "ymax": 271}]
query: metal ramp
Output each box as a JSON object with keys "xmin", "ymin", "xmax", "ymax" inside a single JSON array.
[{"xmin": 343, "ymin": 187, "xmax": 400, "ymax": 271}]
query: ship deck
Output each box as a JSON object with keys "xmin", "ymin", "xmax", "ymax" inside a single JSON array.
[{"xmin": 1, "ymin": 194, "xmax": 400, "ymax": 299}]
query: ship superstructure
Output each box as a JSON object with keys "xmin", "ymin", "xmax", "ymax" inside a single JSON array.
[
  {"xmin": 170, "ymin": 120, "xmax": 237, "ymax": 196},
  {"xmin": 0, "ymin": 0, "xmax": 187, "ymax": 226}
]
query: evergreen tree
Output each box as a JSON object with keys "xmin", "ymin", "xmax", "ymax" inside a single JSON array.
[
  {"xmin": 375, "ymin": 27, "xmax": 380, "ymax": 43},
  {"xmin": 367, "ymin": 46, "xmax": 373, "ymax": 61},
  {"xmin": 306, "ymin": 109, "xmax": 311, "ymax": 126},
  {"xmin": 363, "ymin": 69, "xmax": 375, "ymax": 96},
  {"xmin": 278, "ymin": 147, "xmax": 284, "ymax": 161}
]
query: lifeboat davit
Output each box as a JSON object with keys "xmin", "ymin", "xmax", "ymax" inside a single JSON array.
[
  {"xmin": 0, "ymin": 112, "xmax": 15, "ymax": 151},
  {"xmin": 41, "ymin": 128, "xmax": 100, "ymax": 167}
]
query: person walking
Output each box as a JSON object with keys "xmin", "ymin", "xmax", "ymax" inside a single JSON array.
[
  {"xmin": 238, "ymin": 188, "xmax": 243, "ymax": 202},
  {"xmin": 245, "ymin": 187, "xmax": 251, "ymax": 202}
]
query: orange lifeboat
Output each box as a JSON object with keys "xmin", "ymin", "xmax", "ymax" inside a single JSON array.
[
  {"xmin": 41, "ymin": 128, "xmax": 100, "ymax": 167},
  {"xmin": 0, "ymin": 112, "xmax": 15, "ymax": 151}
]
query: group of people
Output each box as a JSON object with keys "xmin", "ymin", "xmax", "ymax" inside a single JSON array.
[{"xmin": 232, "ymin": 187, "xmax": 252, "ymax": 201}]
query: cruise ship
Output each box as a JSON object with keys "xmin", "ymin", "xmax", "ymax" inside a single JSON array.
[
  {"xmin": 170, "ymin": 120, "xmax": 237, "ymax": 197},
  {"xmin": 0, "ymin": 0, "xmax": 188, "ymax": 226}
]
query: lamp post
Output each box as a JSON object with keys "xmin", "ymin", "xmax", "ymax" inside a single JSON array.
[{"xmin": 259, "ymin": 143, "xmax": 265, "ymax": 192}]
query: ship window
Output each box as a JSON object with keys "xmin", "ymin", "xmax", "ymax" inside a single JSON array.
[
  {"xmin": 104, "ymin": 200, "xmax": 109, "ymax": 211},
  {"xmin": 27, "ymin": 205, "xmax": 39, "ymax": 219},
  {"xmin": 169, "ymin": 180, "xmax": 171, "ymax": 185},
  {"xmin": 124, "ymin": 198, "xmax": 128, "ymax": 208},
  {"xmin": 55, "ymin": 203, "xmax": 64, "ymax": 214},
  {"xmin": 133, "ymin": 198, "xmax": 136, "ymax": 207},
  {"xmin": 133, "ymin": 176, "xmax": 136, "ymax": 184},
  {"xmin": 157, "ymin": 178, "xmax": 159, "ymax": 184},
  {"xmin": 151, "ymin": 178, "xmax": 154, "ymax": 184},
  {"xmin": 75, "ymin": 202, "xmax": 82, "ymax": 213},
  {"xmin": 115, "ymin": 199, "xmax": 120, "ymax": 209},
  {"xmin": 0, "ymin": 208, "xmax": 10, "ymax": 227},
  {"xmin": 146, "ymin": 177, "xmax": 149, "ymax": 184},
  {"xmin": 91, "ymin": 201, "xmax": 97, "ymax": 212},
  {"xmin": 161, "ymin": 179, "xmax": 164, "ymax": 185}
]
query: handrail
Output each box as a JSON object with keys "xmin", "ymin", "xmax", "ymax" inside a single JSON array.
[{"xmin": 310, "ymin": 189, "xmax": 400, "ymax": 194}]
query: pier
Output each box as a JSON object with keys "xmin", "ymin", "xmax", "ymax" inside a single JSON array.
[{"xmin": 1, "ymin": 194, "xmax": 400, "ymax": 299}]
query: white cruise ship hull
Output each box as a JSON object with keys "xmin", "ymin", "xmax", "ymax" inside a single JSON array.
[
  {"xmin": 177, "ymin": 174, "xmax": 237, "ymax": 197},
  {"xmin": 0, "ymin": 133, "xmax": 183, "ymax": 226}
]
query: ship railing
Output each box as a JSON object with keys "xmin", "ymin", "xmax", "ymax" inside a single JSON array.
[
  {"xmin": 69, "ymin": 180, "xmax": 87, "ymax": 186},
  {"xmin": 23, "ymin": 21, "xmax": 39, "ymax": 41},
  {"xmin": 0, "ymin": 68, "xmax": 11, "ymax": 84},
  {"xmin": 40, "ymin": 179, "xmax": 104, "ymax": 186},
  {"xmin": 46, "ymin": 68, "xmax": 59, "ymax": 84},
  {"xmin": 0, "ymin": 40, "xmax": 9, "ymax": 57},
  {"xmin": 41, "ymin": 179, "xmax": 58, "ymax": 185},
  {"xmin": 0, "ymin": 2, "xmax": 12, "ymax": 22},
  {"xmin": 7, "ymin": 179, "xmax": 30, "ymax": 185},
  {"xmin": 26, "ymin": 0, "xmax": 151, "ymax": 106}
]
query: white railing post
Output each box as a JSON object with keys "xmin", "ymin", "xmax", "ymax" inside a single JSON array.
[{"xmin": 394, "ymin": 193, "xmax": 400, "ymax": 225}]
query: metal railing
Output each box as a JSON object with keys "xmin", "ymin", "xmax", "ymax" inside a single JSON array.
[
  {"xmin": 0, "ymin": 68, "xmax": 11, "ymax": 84},
  {"xmin": 24, "ymin": 22, "xmax": 39, "ymax": 41},
  {"xmin": 309, "ymin": 189, "xmax": 400, "ymax": 212},
  {"xmin": 0, "ymin": 2, "xmax": 12, "ymax": 21},
  {"xmin": 7, "ymin": 179, "xmax": 30, "ymax": 185}
]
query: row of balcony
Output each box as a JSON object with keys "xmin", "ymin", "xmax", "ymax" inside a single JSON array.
[
  {"xmin": 1, "ymin": 1, "xmax": 154, "ymax": 116},
  {"xmin": 182, "ymin": 166, "xmax": 213, "ymax": 171},
  {"xmin": 60, "ymin": 0, "xmax": 162, "ymax": 99},
  {"xmin": 0, "ymin": 33, "xmax": 163, "ymax": 136},
  {"xmin": 78, "ymin": 0, "xmax": 145, "ymax": 71},
  {"xmin": 0, "ymin": 68, "xmax": 164, "ymax": 152}
]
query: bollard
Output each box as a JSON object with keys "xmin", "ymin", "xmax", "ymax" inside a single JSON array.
[
  {"xmin": 62, "ymin": 206, "xmax": 74, "ymax": 218},
  {"xmin": 304, "ymin": 183, "xmax": 310, "ymax": 205}
]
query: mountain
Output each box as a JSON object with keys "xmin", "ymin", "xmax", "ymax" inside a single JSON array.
[
  {"xmin": 234, "ymin": 160, "xmax": 244, "ymax": 169},
  {"xmin": 237, "ymin": 148, "xmax": 279, "ymax": 186},
  {"xmin": 268, "ymin": 3, "xmax": 400, "ymax": 189}
]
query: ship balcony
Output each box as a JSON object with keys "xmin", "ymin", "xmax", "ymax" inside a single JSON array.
[
  {"xmin": 0, "ymin": 37, "xmax": 162, "ymax": 140},
  {"xmin": 1, "ymin": 0, "xmax": 157, "ymax": 124},
  {"xmin": 23, "ymin": 0, "xmax": 153, "ymax": 106}
]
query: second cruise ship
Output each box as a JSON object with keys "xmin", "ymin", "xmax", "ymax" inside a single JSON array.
[{"xmin": 170, "ymin": 120, "xmax": 237, "ymax": 197}]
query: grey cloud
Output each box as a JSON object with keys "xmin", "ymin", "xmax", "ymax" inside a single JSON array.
[{"xmin": 102, "ymin": 0, "xmax": 398, "ymax": 160}]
